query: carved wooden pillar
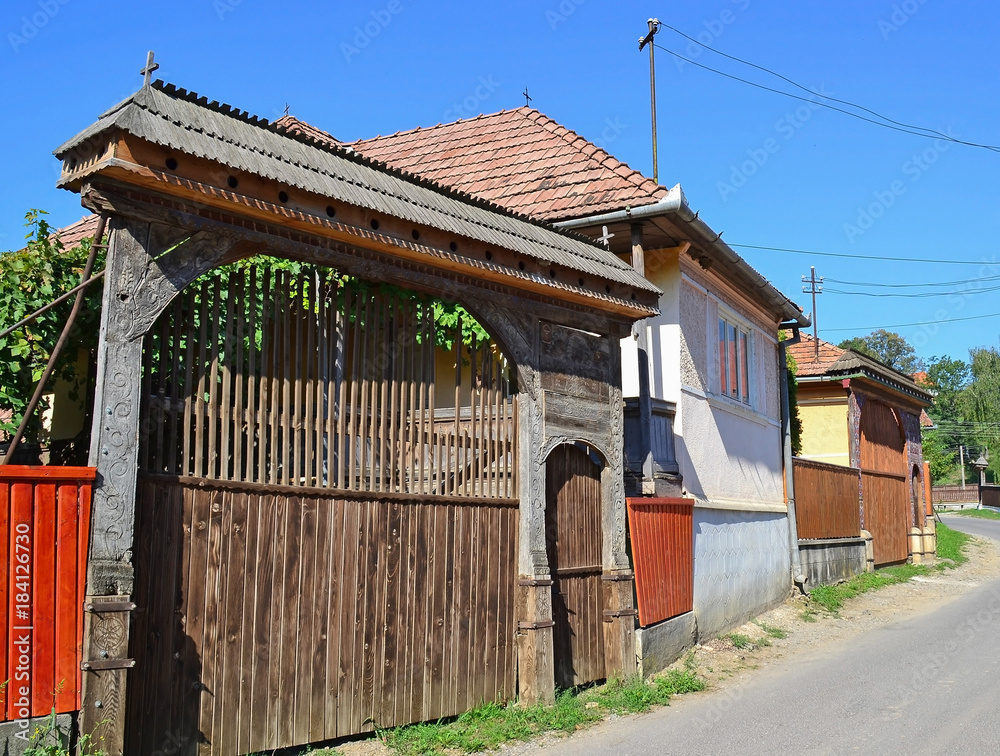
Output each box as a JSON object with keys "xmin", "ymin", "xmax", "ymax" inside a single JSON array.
[
  {"xmin": 602, "ymin": 339, "xmax": 637, "ymax": 677},
  {"xmin": 514, "ymin": 359, "xmax": 556, "ymax": 705},
  {"xmin": 80, "ymin": 214, "xmax": 239, "ymax": 752}
]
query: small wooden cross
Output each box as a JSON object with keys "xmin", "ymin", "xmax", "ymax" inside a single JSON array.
[
  {"xmin": 522, "ymin": 88, "xmax": 532, "ymax": 107},
  {"xmin": 140, "ymin": 51, "xmax": 159, "ymax": 87},
  {"xmin": 597, "ymin": 225, "xmax": 615, "ymax": 248}
]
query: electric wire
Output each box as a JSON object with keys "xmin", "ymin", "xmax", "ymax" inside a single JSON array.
[
  {"xmin": 825, "ymin": 285, "xmax": 1000, "ymax": 298},
  {"xmin": 826, "ymin": 275, "xmax": 1000, "ymax": 289},
  {"xmin": 824, "ymin": 310, "xmax": 1000, "ymax": 333},
  {"xmin": 730, "ymin": 242, "xmax": 993, "ymax": 266},
  {"xmin": 653, "ymin": 42, "xmax": 1000, "ymax": 153},
  {"xmin": 660, "ymin": 22, "xmax": 968, "ymax": 146}
]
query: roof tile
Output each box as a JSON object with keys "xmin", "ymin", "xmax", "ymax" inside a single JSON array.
[{"xmin": 351, "ymin": 107, "xmax": 668, "ymax": 221}]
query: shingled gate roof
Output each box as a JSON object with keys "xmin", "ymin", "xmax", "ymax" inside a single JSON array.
[
  {"xmin": 787, "ymin": 333, "xmax": 932, "ymax": 404},
  {"xmin": 55, "ymin": 82, "xmax": 660, "ymax": 307},
  {"xmin": 352, "ymin": 108, "xmax": 669, "ymax": 222}
]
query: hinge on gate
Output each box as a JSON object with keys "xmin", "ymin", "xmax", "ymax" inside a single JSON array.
[
  {"xmin": 84, "ymin": 601, "xmax": 136, "ymax": 613},
  {"xmin": 600, "ymin": 572, "xmax": 635, "ymax": 582},
  {"xmin": 602, "ymin": 609, "xmax": 638, "ymax": 622},
  {"xmin": 81, "ymin": 658, "xmax": 136, "ymax": 671},
  {"xmin": 518, "ymin": 578, "xmax": 553, "ymax": 587},
  {"xmin": 517, "ymin": 620, "xmax": 555, "ymax": 630}
]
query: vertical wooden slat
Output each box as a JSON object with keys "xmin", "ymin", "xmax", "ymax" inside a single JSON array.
[
  {"xmin": 233, "ymin": 270, "xmax": 246, "ymax": 481},
  {"xmin": 206, "ymin": 277, "xmax": 223, "ymax": 480},
  {"xmin": 304, "ymin": 273, "xmax": 317, "ymax": 487},
  {"xmin": 245, "ymin": 268, "xmax": 258, "ymax": 484},
  {"xmin": 249, "ymin": 493, "xmax": 276, "ymax": 752},
  {"xmin": 220, "ymin": 276, "xmax": 236, "ymax": 480},
  {"xmin": 54, "ymin": 483, "xmax": 78, "ymax": 713},
  {"xmin": 31, "ymin": 482, "xmax": 56, "ymax": 715}
]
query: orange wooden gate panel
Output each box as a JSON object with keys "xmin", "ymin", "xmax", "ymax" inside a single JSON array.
[
  {"xmin": 626, "ymin": 498, "xmax": 693, "ymax": 628},
  {"xmin": 0, "ymin": 466, "xmax": 94, "ymax": 721}
]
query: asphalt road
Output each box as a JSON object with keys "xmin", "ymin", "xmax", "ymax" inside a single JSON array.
[{"xmin": 523, "ymin": 515, "xmax": 1000, "ymax": 756}]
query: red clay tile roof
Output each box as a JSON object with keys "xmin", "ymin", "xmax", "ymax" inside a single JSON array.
[
  {"xmin": 51, "ymin": 214, "xmax": 100, "ymax": 249},
  {"xmin": 786, "ymin": 333, "xmax": 846, "ymax": 377},
  {"xmin": 351, "ymin": 108, "xmax": 669, "ymax": 222},
  {"xmin": 273, "ymin": 115, "xmax": 342, "ymax": 148}
]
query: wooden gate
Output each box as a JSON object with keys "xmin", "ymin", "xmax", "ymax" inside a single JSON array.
[
  {"xmin": 125, "ymin": 265, "xmax": 519, "ymax": 754},
  {"xmin": 859, "ymin": 400, "xmax": 909, "ymax": 565},
  {"xmin": 545, "ymin": 444, "xmax": 605, "ymax": 689}
]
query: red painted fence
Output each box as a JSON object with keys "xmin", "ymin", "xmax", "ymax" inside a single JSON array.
[
  {"xmin": 626, "ymin": 498, "xmax": 694, "ymax": 628},
  {"xmin": 0, "ymin": 466, "xmax": 94, "ymax": 721}
]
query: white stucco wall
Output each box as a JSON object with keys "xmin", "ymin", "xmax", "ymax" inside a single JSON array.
[{"xmin": 692, "ymin": 508, "xmax": 792, "ymax": 637}]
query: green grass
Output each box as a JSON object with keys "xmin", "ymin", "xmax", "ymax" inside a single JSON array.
[
  {"xmin": 935, "ymin": 521, "xmax": 971, "ymax": 566},
  {"xmin": 948, "ymin": 508, "xmax": 1000, "ymax": 520},
  {"xmin": 727, "ymin": 632, "xmax": 752, "ymax": 649},
  {"xmin": 374, "ymin": 671, "xmax": 705, "ymax": 755},
  {"xmin": 754, "ymin": 621, "xmax": 788, "ymax": 639},
  {"xmin": 808, "ymin": 563, "xmax": 927, "ymax": 614}
]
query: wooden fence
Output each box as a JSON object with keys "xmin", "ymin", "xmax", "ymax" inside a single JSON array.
[
  {"xmin": 626, "ymin": 498, "xmax": 693, "ymax": 627},
  {"xmin": 0, "ymin": 466, "xmax": 94, "ymax": 721},
  {"xmin": 932, "ymin": 485, "xmax": 980, "ymax": 504},
  {"xmin": 982, "ymin": 485, "xmax": 1000, "ymax": 509},
  {"xmin": 792, "ymin": 458, "xmax": 862, "ymax": 540}
]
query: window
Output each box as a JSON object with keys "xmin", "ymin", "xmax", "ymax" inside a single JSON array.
[{"xmin": 718, "ymin": 316, "xmax": 751, "ymax": 404}]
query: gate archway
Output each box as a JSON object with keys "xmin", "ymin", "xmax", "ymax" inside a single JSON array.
[
  {"xmin": 859, "ymin": 399, "xmax": 909, "ymax": 565},
  {"xmin": 544, "ymin": 443, "xmax": 606, "ymax": 689},
  {"xmin": 126, "ymin": 262, "xmax": 520, "ymax": 754}
]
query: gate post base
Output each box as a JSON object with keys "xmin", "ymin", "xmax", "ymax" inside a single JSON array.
[
  {"xmin": 516, "ymin": 578, "xmax": 555, "ymax": 705},
  {"xmin": 602, "ymin": 571, "xmax": 637, "ymax": 678},
  {"xmin": 79, "ymin": 595, "xmax": 133, "ymax": 756}
]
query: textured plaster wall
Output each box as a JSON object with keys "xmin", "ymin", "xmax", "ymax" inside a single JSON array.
[
  {"xmin": 621, "ymin": 251, "xmax": 681, "ymax": 403},
  {"xmin": 693, "ymin": 508, "xmax": 791, "ymax": 637},
  {"xmin": 679, "ymin": 280, "xmax": 707, "ymax": 393},
  {"xmin": 798, "ymin": 400, "xmax": 851, "ymax": 467},
  {"xmin": 677, "ymin": 391, "xmax": 785, "ymax": 505}
]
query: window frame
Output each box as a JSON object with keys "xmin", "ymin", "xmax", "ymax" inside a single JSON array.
[{"xmin": 717, "ymin": 313, "xmax": 753, "ymax": 406}]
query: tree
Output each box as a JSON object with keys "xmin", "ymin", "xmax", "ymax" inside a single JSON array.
[
  {"xmin": 837, "ymin": 329, "xmax": 924, "ymax": 374},
  {"xmin": 921, "ymin": 354, "xmax": 972, "ymax": 484},
  {"xmin": 958, "ymin": 346, "xmax": 1000, "ymax": 481},
  {"xmin": 0, "ymin": 210, "xmax": 105, "ymax": 442}
]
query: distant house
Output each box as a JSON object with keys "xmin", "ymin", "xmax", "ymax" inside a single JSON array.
[
  {"xmin": 787, "ymin": 333, "xmax": 933, "ymax": 565},
  {"xmin": 342, "ymin": 107, "xmax": 811, "ymax": 640}
]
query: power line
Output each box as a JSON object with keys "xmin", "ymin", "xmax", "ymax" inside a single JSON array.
[
  {"xmin": 824, "ymin": 310, "xmax": 1000, "ymax": 333},
  {"xmin": 652, "ymin": 42, "xmax": 1000, "ymax": 152},
  {"xmin": 660, "ymin": 23, "xmax": 972, "ymax": 147},
  {"xmin": 826, "ymin": 274, "xmax": 1000, "ymax": 289},
  {"xmin": 825, "ymin": 284, "xmax": 1000, "ymax": 299},
  {"xmin": 730, "ymin": 242, "xmax": 995, "ymax": 266}
]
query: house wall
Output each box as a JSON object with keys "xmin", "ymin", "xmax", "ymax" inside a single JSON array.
[
  {"xmin": 797, "ymin": 388, "xmax": 851, "ymax": 467},
  {"xmin": 622, "ymin": 247, "xmax": 793, "ymax": 639}
]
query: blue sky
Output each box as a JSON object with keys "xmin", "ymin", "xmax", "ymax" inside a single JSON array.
[{"xmin": 2, "ymin": 0, "xmax": 998, "ymax": 364}]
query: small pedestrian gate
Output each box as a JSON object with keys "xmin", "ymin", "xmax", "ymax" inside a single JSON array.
[
  {"xmin": 545, "ymin": 444, "xmax": 605, "ymax": 689},
  {"xmin": 859, "ymin": 399, "xmax": 909, "ymax": 566},
  {"xmin": 126, "ymin": 266, "xmax": 520, "ymax": 754}
]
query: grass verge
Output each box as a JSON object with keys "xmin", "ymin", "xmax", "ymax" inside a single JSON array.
[
  {"xmin": 947, "ymin": 508, "xmax": 1000, "ymax": 520},
  {"xmin": 935, "ymin": 520, "xmax": 971, "ymax": 566},
  {"xmin": 808, "ymin": 563, "xmax": 926, "ymax": 614},
  {"xmin": 374, "ymin": 671, "xmax": 705, "ymax": 755}
]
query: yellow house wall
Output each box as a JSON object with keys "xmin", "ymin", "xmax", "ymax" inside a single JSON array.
[{"xmin": 798, "ymin": 397, "xmax": 850, "ymax": 467}]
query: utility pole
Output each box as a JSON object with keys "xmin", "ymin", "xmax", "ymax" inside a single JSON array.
[
  {"xmin": 638, "ymin": 18, "xmax": 661, "ymax": 184},
  {"xmin": 802, "ymin": 266, "xmax": 823, "ymax": 361},
  {"xmin": 960, "ymin": 445, "xmax": 966, "ymax": 489}
]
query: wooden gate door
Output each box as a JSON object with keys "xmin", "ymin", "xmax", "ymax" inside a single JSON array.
[
  {"xmin": 125, "ymin": 267, "xmax": 520, "ymax": 754},
  {"xmin": 545, "ymin": 444, "xmax": 605, "ymax": 689},
  {"xmin": 860, "ymin": 400, "xmax": 909, "ymax": 565}
]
